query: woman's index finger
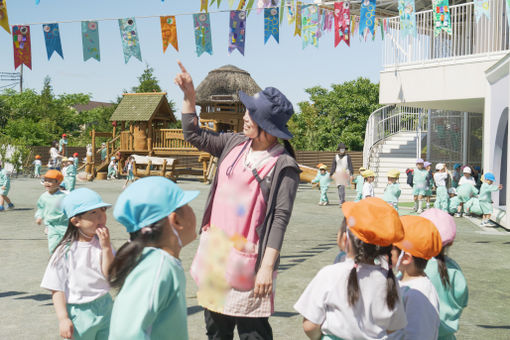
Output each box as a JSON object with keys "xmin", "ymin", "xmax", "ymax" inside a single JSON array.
[{"xmin": 177, "ymin": 60, "xmax": 188, "ymax": 73}]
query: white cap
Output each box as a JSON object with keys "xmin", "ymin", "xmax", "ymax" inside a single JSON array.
[
  {"xmin": 67, "ymin": 157, "xmax": 74, "ymax": 162},
  {"xmin": 463, "ymin": 167, "xmax": 471, "ymax": 174},
  {"xmin": 435, "ymin": 163, "xmax": 444, "ymax": 171},
  {"xmin": 448, "ymin": 188, "xmax": 457, "ymax": 195}
]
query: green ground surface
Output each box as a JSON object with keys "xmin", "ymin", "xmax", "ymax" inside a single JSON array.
[{"xmin": 1, "ymin": 178, "xmax": 509, "ymax": 339}]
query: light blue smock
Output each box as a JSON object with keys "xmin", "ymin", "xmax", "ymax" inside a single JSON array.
[
  {"xmin": 456, "ymin": 183, "xmax": 478, "ymax": 203},
  {"xmin": 63, "ymin": 165, "xmax": 77, "ymax": 191},
  {"xmin": 109, "ymin": 247, "xmax": 188, "ymax": 340},
  {"xmin": 35, "ymin": 190, "xmax": 68, "ymax": 253},
  {"xmin": 448, "ymin": 197, "xmax": 461, "ymax": 214},
  {"xmin": 413, "ymin": 168, "xmax": 429, "ymax": 196},
  {"xmin": 434, "ymin": 186, "xmax": 450, "ymax": 212},
  {"xmin": 424, "ymin": 257, "xmax": 468, "ymax": 340},
  {"xmin": 312, "ymin": 171, "xmax": 332, "ymax": 203},
  {"xmin": 0, "ymin": 168, "xmax": 10, "ymax": 195},
  {"xmin": 478, "ymin": 183, "xmax": 500, "ymax": 214},
  {"xmin": 383, "ymin": 183, "xmax": 401, "ymax": 210},
  {"xmin": 354, "ymin": 175, "xmax": 364, "ymax": 202}
]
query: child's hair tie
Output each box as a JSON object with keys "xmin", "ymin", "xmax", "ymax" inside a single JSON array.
[
  {"xmin": 141, "ymin": 226, "xmax": 153, "ymax": 235},
  {"xmin": 353, "ymin": 263, "xmax": 358, "ymax": 269}
]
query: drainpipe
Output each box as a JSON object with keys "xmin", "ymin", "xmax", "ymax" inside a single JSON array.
[
  {"xmin": 463, "ymin": 112, "xmax": 468, "ymax": 165},
  {"xmin": 417, "ymin": 109, "xmax": 422, "ymax": 159},
  {"xmin": 427, "ymin": 109, "xmax": 432, "ymax": 161}
]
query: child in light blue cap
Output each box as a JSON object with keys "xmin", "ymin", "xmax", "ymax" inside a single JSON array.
[
  {"xmin": 108, "ymin": 176, "xmax": 199, "ymax": 340},
  {"xmin": 40, "ymin": 188, "xmax": 114, "ymax": 340}
]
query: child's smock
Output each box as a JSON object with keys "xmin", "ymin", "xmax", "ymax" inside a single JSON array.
[
  {"xmin": 34, "ymin": 159, "xmax": 42, "ymax": 177},
  {"xmin": 388, "ymin": 276, "xmax": 440, "ymax": 340},
  {"xmin": 354, "ymin": 175, "xmax": 364, "ymax": 202},
  {"xmin": 0, "ymin": 168, "xmax": 10, "ymax": 195},
  {"xmin": 413, "ymin": 168, "xmax": 429, "ymax": 196},
  {"xmin": 362, "ymin": 182, "xmax": 374, "ymax": 199},
  {"xmin": 35, "ymin": 190, "xmax": 68, "ymax": 253},
  {"xmin": 424, "ymin": 257, "xmax": 468, "ymax": 340},
  {"xmin": 458, "ymin": 176, "xmax": 476, "ymax": 187},
  {"xmin": 313, "ymin": 171, "xmax": 332, "ymax": 204},
  {"xmin": 294, "ymin": 262, "xmax": 407, "ymax": 339},
  {"xmin": 383, "ymin": 183, "xmax": 401, "ymax": 207},
  {"xmin": 109, "ymin": 247, "xmax": 188, "ymax": 340},
  {"xmin": 448, "ymin": 197, "xmax": 461, "ymax": 214},
  {"xmin": 434, "ymin": 173, "xmax": 450, "ymax": 211},
  {"xmin": 63, "ymin": 164, "xmax": 76, "ymax": 191},
  {"xmin": 41, "ymin": 236, "xmax": 113, "ymax": 340},
  {"xmin": 456, "ymin": 183, "xmax": 478, "ymax": 203},
  {"xmin": 478, "ymin": 182, "xmax": 500, "ymax": 214},
  {"xmin": 100, "ymin": 148, "xmax": 107, "ymax": 162}
]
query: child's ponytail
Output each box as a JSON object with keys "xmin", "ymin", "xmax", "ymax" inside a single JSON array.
[
  {"xmin": 385, "ymin": 246, "xmax": 399, "ymax": 310},
  {"xmin": 436, "ymin": 248, "xmax": 450, "ymax": 288},
  {"xmin": 108, "ymin": 218, "xmax": 167, "ymax": 289},
  {"xmin": 347, "ymin": 264, "xmax": 360, "ymax": 306}
]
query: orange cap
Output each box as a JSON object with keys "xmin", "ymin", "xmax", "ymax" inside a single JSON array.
[
  {"xmin": 395, "ymin": 216, "xmax": 443, "ymax": 260},
  {"xmin": 43, "ymin": 170, "xmax": 64, "ymax": 184},
  {"xmin": 35, "ymin": 155, "xmax": 41, "ymax": 159},
  {"xmin": 342, "ymin": 197, "xmax": 404, "ymax": 246}
]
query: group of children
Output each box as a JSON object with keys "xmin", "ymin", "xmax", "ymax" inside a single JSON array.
[
  {"xmin": 295, "ymin": 199, "xmax": 468, "ymax": 340},
  {"xmin": 38, "ymin": 173, "xmax": 197, "ymax": 339},
  {"xmin": 312, "ymin": 159, "xmax": 503, "ymax": 227},
  {"xmin": 33, "ymin": 162, "xmax": 469, "ymax": 339}
]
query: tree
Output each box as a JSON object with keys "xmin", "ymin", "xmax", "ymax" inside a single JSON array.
[
  {"xmin": 288, "ymin": 78, "xmax": 381, "ymax": 151},
  {"xmin": 131, "ymin": 65, "xmax": 162, "ymax": 93}
]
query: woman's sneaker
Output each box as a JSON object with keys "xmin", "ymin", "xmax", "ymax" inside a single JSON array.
[
  {"xmin": 454, "ymin": 212, "xmax": 462, "ymax": 218},
  {"xmin": 7, "ymin": 203, "xmax": 14, "ymax": 210}
]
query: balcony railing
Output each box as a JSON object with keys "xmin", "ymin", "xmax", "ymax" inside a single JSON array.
[{"xmin": 383, "ymin": 0, "xmax": 510, "ymax": 67}]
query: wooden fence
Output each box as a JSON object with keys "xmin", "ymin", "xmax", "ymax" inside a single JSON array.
[
  {"xmin": 296, "ymin": 151, "xmax": 363, "ymax": 174},
  {"xmin": 30, "ymin": 146, "xmax": 87, "ymax": 165}
]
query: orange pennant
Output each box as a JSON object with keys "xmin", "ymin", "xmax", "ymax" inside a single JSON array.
[{"xmin": 160, "ymin": 16, "xmax": 178, "ymax": 52}]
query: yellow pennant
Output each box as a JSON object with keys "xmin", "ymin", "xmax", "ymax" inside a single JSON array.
[
  {"xmin": 0, "ymin": 0, "xmax": 10, "ymax": 34},
  {"xmin": 161, "ymin": 16, "xmax": 178, "ymax": 52},
  {"xmin": 237, "ymin": 0, "xmax": 246, "ymax": 10},
  {"xmin": 201, "ymin": 0, "xmax": 208, "ymax": 12},
  {"xmin": 294, "ymin": 1, "xmax": 302, "ymax": 37}
]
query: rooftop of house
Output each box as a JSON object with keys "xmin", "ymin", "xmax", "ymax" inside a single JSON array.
[{"xmin": 109, "ymin": 93, "xmax": 176, "ymax": 122}]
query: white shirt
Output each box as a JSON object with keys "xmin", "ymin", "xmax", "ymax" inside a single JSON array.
[
  {"xmin": 41, "ymin": 236, "xmax": 110, "ymax": 304},
  {"xmin": 433, "ymin": 172, "xmax": 448, "ymax": 187},
  {"xmin": 388, "ymin": 276, "xmax": 440, "ymax": 340},
  {"xmin": 294, "ymin": 262, "xmax": 407, "ymax": 339},
  {"xmin": 33, "ymin": 160, "xmax": 42, "ymax": 166},
  {"xmin": 362, "ymin": 182, "xmax": 374, "ymax": 199},
  {"xmin": 49, "ymin": 147, "xmax": 60, "ymax": 160},
  {"xmin": 458, "ymin": 176, "xmax": 476, "ymax": 187}
]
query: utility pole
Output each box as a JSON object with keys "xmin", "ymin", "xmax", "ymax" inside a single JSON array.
[
  {"xmin": 0, "ymin": 71, "xmax": 21, "ymax": 91},
  {"xmin": 19, "ymin": 65, "xmax": 23, "ymax": 93}
]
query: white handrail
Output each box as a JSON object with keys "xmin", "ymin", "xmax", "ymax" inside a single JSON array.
[
  {"xmin": 383, "ymin": 0, "xmax": 509, "ymax": 67},
  {"xmin": 363, "ymin": 105, "xmax": 426, "ymax": 168}
]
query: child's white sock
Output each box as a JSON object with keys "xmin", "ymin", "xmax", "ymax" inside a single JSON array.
[
  {"xmin": 426, "ymin": 202, "xmax": 430, "ymax": 209},
  {"xmin": 418, "ymin": 200, "xmax": 423, "ymax": 212}
]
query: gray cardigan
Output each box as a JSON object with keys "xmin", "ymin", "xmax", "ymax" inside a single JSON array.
[{"xmin": 182, "ymin": 113, "xmax": 300, "ymax": 272}]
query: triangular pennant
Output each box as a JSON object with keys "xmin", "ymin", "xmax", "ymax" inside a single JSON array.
[
  {"xmin": 161, "ymin": 16, "xmax": 178, "ymax": 52},
  {"xmin": 287, "ymin": 1, "xmax": 295, "ymax": 25},
  {"xmin": 294, "ymin": 1, "xmax": 302, "ymax": 37},
  {"xmin": 380, "ymin": 18, "xmax": 384, "ymax": 40},
  {"xmin": 0, "ymin": 0, "xmax": 10, "ymax": 34},
  {"xmin": 12, "ymin": 25, "xmax": 31, "ymax": 70},
  {"xmin": 264, "ymin": 7, "xmax": 279, "ymax": 44},
  {"xmin": 474, "ymin": 0, "xmax": 490, "ymax": 22},
  {"xmin": 82, "ymin": 21, "xmax": 100, "ymax": 62},
  {"xmin": 279, "ymin": 0, "xmax": 285, "ymax": 24},
  {"xmin": 118, "ymin": 18, "xmax": 142, "ymax": 63},
  {"xmin": 302, "ymin": 4, "xmax": 319, "ymax": 49},
  {"xmin": 257, "ymin": 0, "xmax": 269, "ymax": 15},
  {"xmin": 399, "ymin": 0, "xmax": 417, "ymax": 38},
  {"xmin": 201, "ymin": 0, "xmax": 209, "ymax": 12},
  {"xmin": 246, "ymin": 0, "xmax": 256, "ymax": 15},
  {"xmin": 360, "ymin": 0, "xmax": 376, "ymax": 39},
  {"xmin": 43, "ymin": 23, "xmax": 63, "ymax": 60},
  {"xmin": 237, "ymin": 0, "xmax": 246, "ymax": 10},
  {"xmin": 433, "ymin": 0, "xmax": 452, "ymax": 36},
  {"xmin": 334, "ymin": 2, "xmax": 350, "ymax": 47},
  {"xmin": 193, "ymin": 13, "xmax": 213, "ymax": 56},
  {"xmin": 228, "ymin": 10, "xmax": 246, "ymax": 55},
  {"xmin": 229, "ymin": 0, "xmax": 235, "ymax": 9}
]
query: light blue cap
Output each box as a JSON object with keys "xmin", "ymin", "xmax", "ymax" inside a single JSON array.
[
  {"xmin": 110, "ymin": 156, "xmax": 116, "ymax": 160},
  {"xmin": 114, "ymin": 176, "xmax": 199, "ymax": 233},
  {"xmin": 484, "ymin": 172, "xmax": 495, "ymax": 182},
  {"xmin": 62, "ymin": 188, "xmax": 112, "ymax": 218}
]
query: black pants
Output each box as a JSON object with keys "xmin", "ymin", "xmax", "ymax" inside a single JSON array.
[{"xmin": 204, "ymin": 309, "xmax": 273, "ymax": 340}]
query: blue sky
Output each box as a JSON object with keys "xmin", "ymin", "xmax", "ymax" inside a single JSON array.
[{"xmin": 0, "ymin": 0, "xmax": 383, "ymax": 111}]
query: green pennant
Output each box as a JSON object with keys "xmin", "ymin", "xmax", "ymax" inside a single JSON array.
[{"xmin": 246, "ymin": 0, "xmax": 255, "ymax": 15}]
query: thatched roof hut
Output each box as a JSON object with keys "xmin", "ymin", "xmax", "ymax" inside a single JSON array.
[{"xmin": 195, "ymin": 65, "xmax": 262, "ymax": 105}]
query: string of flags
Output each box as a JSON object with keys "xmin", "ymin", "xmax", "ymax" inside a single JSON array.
[{"xmin": 2, "ymin": 0, "xmax": 510, "ymax": 71}]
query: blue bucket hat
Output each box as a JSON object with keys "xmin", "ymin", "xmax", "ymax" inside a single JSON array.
[
  {"xmin": 239, "ymin": 87, "xmax": 294, "ymax": 140},
  {"xmin": 62, "ymin": 188, "xmax": 112, "ymax": 218},
  {"xmin": 114, "ymin": 176, "xmax": 199, "ymax": 233},
  {"xmin": 484, "ymin": 172, "xmax": 495, "ymax": 182},
  {"xmin": 453, "ymin": 163, "xmax": 461, "ymax": 170}
]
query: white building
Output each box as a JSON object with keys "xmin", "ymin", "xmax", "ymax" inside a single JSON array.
[{"xmin": 357, "ymin": 1, "xmax": 509, "ymax": 228}]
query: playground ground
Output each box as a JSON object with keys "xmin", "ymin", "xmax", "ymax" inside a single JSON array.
[{"xmin": 1, "ymin": 177, "xmax": 510, "ymax": 340}]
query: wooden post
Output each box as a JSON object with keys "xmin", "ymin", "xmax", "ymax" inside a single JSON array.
[
  {"xmin": 132, "ymin": 161, "xmax": 138, "ymax": 177},
  {"xmin": 148, "ymin": 119, "xmax": 153, "ymax": 156},
  {"xmin": 129, "ymin": 123, "xmax": 134, "ymax": 151},
  {"xmin": 145, "ymin": 160, "xmax": 152, "ymax": 176},
  {"xmin": 160, "ymin": 159, "xmax": 167, "ymax": 177},
  {"xmin": 91, "ymin": 129, "xmax": 96, "ymax": 168}
]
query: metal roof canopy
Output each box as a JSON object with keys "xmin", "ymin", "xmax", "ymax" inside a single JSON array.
[{"xmin": 110, "ymin": 92, "xmax": 176, "ymax": 122}]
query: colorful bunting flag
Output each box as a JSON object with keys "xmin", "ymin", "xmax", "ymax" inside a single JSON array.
[
  {"xmin": 82, "ymin": 21, "xmax": 100, "ymax": 62},
  {"xmin": 237, "ymin": 0, "xmax": 246, "ymax": 10},
  {"xmin": 43, "ymin": 23, "xmax": 63, "ymax": 60},
  {"xmin": 399, "ymin": 0, "xmax": 416, "ymax": 38},
  {"xmin": 228, "ymin": 10, "xmax": 246, "ymax": 55},
  {"xmin": 256, "ymin": 0, "xmax": 268, "ymax": 14},
  {"xmin": 287, "ymin": 1, "xmax": 295, "ymax": 24},
  {"xmin": 12, "ymin": 25, "xmax": 31, "ymax": 70},
  {"xmin": 474, "ymin": 0, "xmax": 490, "ymax": 22},
  {"xmin": 360, "ymin": 0, "xmax": 376, "ymax": 39},
  {"xmin": 229, "ymin": 0, "xmax": 235, "ymax": 8},
  {"xmin": 294, "ymin": 1, "xmax": 302, "ymax": 37},
  {"xmin": 433, "ymin": 0, "xmax": 451, "ymax": 36},
  {"xmin": 161, "ymin": 16, "xmax": 178, "ymax": 52},
  {"xmin": 193, "ymin": 13, "xmax": 213, "ymax": 56},
  {"xmin": 0, "ymin": 0, "xmax": 10, "ymax": 34},
  {"xmin": 264, "ymin": 7, "xmax": 279, "ymax": 44},
  {"xmin": 323, "ymin": 10, "xmax": 334, "ymax": 33},
  {"xmin": 118, "ymin": 18, "xmax": 142, "ymax": 63},
  {"xmin": 279, "ymin": 0, "xmax": 285, "ymax": 24},
  {"xmin": 302, "ymin": 4, "xmax": 319, "ymax": 49},
  {"xmin": 201, "ymin": 0, "xmax": 209, "ymax": 12},
  {"xmin": 334, "ymin": 2, "xmax": 350, "ymax": 47},
  {"xmin": 246, "ymin": 0, "xmax": 256, "ymax": 15},
  {"xmin": 380, "ymin": 18, "xmax": 385, "ymax": 40}
]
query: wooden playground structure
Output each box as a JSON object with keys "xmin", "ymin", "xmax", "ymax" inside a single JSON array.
[{"xmin": 84, "ymin": 65, "xmax": 262, "ymax": 182}]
